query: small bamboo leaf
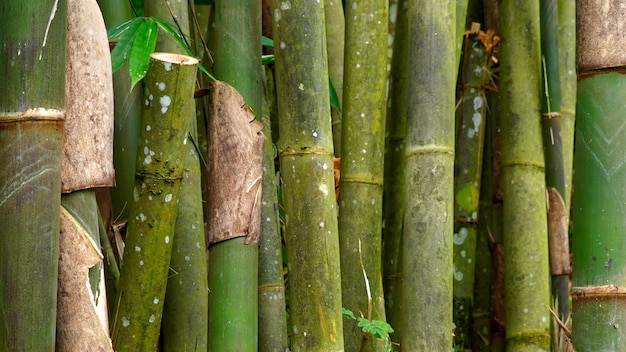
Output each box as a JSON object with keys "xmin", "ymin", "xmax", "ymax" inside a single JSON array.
[
  {"xmin": 329, "ymin": 78, "xmax": 341, "ymax": 111},
  {"xmin": 262, "ymin": 36, "xmax": 274, "ymax": 48},
  {"xmin": 151, "ymin": 16, "xmax": 215, "ymax": 81},
  {"xmin": 262, "ymin": 54, "xmax": 275, "ymax": 65},
  {"xmin": 129, "ymin": 19, "xmax": 158, "ymax": 89},
  {"xmin": 110, "ymin": 18, "xmax": 143, "ymax": 73},
  {"xmin": 107, "ymin": 17, "xmax": 142, "ymax": 42},
  {"xmin": 342, "ymin": 307, "xmax": 358, "ymax": 321}
]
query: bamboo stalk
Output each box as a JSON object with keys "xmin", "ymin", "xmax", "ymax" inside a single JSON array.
[
  {"xmin": 401, "ymin": 0, "xmax": 456, "ymax": 350},
  {"xmin": 452, "ymin": 25, "xmax": 493, "ymax": 350},
  {"xmin": 325, "ymin": 0, "xmax": 345, "ymax": 157},
  {"xmin": 339, "ymin": 0, "xmax": 388, "ymax": 350},
  {"xmin": 271, "ymin": 0, "xmax": 344, "ymax": 349},
  {"xmin": 572, "ymin": 2, "xmax": 626, "ymax": 346},
  {"xmin": 111, "ymin": 53, "xmax": 198, "ymax": 351},
  {"xmin": 499, "ymin": 1, "xmax": 551, "ymax": 350},
  {"xmin": 258, "ymin": 68, "xmax": 290, "ymax": 352},
  {"xmin": 382, "ymin": 0, "xmax": 408, "ymax": 343},
  {"xmin": 207, "ymin": 0, "xmax": 263, "ymax": 350},
  {"xmin": 0, "ymin": 1, "xmax": 66, "ymax": 350}
]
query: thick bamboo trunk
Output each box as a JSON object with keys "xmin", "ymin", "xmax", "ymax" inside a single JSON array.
[
  {"xmin": 271, "ymin": 0, "xmax": 344, "ymax": 349},
  {"xmin": 499, "ymin": 1, "xmax": 552, "ymax": 350},
  {"xmin": 572, "ymin": 2, "xmax": 626, "ymax": 349},
  {"xmin": 0, "ymin": 1, "xmax": 66, "ymax": 350},
  {"xmin": 207, "ymin": 1, "xmax": 263, "ymax": 350},
  {"xmin": 338, "ymin": 0, "xmax": 388, "ymax": 350},
  {"xmin": 401, "ymin": 0, "xmax": 456, "ymax": 350}
]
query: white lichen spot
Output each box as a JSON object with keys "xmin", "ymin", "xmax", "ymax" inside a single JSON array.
[
  {"xmin": 473, "ymin": 95, "xmax": 483, "ymax": 110},
  {"xmin": 319, "ymin": 183, "xmax": 329, "ymax": 196},
  {"xmin": 298, "ymin": 83, "xmax": 304, "ymax": 91},
  {"xmin": 165, "ymin": 194, "xmax": 173, "ymax": 202},
  {"xmin": 160, "ymin": 95, "xmax": 171, "ymax": 114},
  {"xmin": 319, "ymin": 221, "xmax": 325, "ymax": 228},
  {"xmin": 371, "ymin": 198, "xmax": 375, "ymax": 205},
  {"xmin": 153, "ymin": 297, "xmax": 160, "ymax": 304},
  {"xmin": 266, "ymin": 217, "xmax": 271, "ymax": 222},
  {"xmin": 163, "ymin": 62, "xmax": 172, "ymax": 71},
  {"xmin": 196, "ymin": 242, "xmax": 201, "ymax": 248},
  {"xmin": 133, "ymin": 187, "xmax": 139, "ymax": 202},
  {"xmin": 134, "ymin": 246, "xmax": 141, "ymax": 252},
  {"xmin": 148, "ymin": 195, "xmax": 153, "ymax": 201},
  {"xmin": 541, "ymin": 316, "xmax": 547, "ymax": 323},
  {"xmin": 149, "ymin": 314, "xmax": 156, "ymax": 323},
  {"xmin": 361, "ymin": 149, "xmax": 367, "ymax": 153},
  {"xmin": 453, "ymin": 227, "xmax": 468, "ymax": 245},
  {"xmin": 280, "ymin": 1, "xmax": 291, "ymax": 10},
  {"xmin": 144, "ymin": 155, "xmax": 152, "ymax": 165},
  {"xmin": 274, "ymin": 8, "xmax": 281, "ymax": 22},
  {"xmin": 122, "ymin": 317, "xmax": 130, "ymax": 327},
  {"xmin": 351, "ymin": 2, "xmax": 356, "ymax": 9},
  {"xmin": 138, "ymin": 213, "xmax": 147, "ymax": 222},
  {"xmin": 280, "ymin": 41, "xmax": 286, "ymax": 50},
  {"xmin": 165, "ymin": 236, "xmax": 170, "ymax": 244},
  {"xmin": 157, "ymin": 82, "xmax": 166, "ymax": 91},
  {"xmin": 139, "ymin": 260, "xmax": 144, "ymax": 266},
  {"xmin": 185, "ymin": 255, "xmax": 190, "ymax": 261},
  {"xmin": 361, "ymin": 112, "xmax": 365, "ymax": 118},
  {"xmin": 453, "ymin": 268, "xmax": 463, "ymax": 281},
  {"xmin": 146, "ymin": 125, "xmax": 151, "ymax": 131},
  {"xmin": 356, "ymin": 63, "xmax": 361, "ymax": 68},
  {"xmin": 523, "ymin": 308, "xmax": 529, "ymax": 313},
  {"xmin": 322, "ymin": 163, "xmax": 328, "ymax": 170},
  {"xmin": 145, "ymin": 99, "xmax": 150, "ymax": 106},
  {"xmin": 293, "ymin": 325, "xmax": 298, "ymax": 334},
  {"xmin": 312, "ymin": 130, "xmax": 318, "ymax": 137},
  {"xmin": 460, "ymin": 250, "xmax": 466, "ymax": 258}
]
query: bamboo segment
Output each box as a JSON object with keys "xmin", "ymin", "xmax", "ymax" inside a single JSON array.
[
  {"xmin": 499, "ymin": 1, "xmax": 551, "ymax": 350},
  {"xmin": 63, "ymin": 0, "xmax": 114, "ymax": 192},
  {"xmin": 162, "ymin": 138, "xmax": 208, "ymax": 352},
  {"xmin": 258, "ymin": 68, "xmax": 290, "ymax": 352},
  {"xmin": 572, "ymin": 72, "xmax": 626, "ymax": 350},
  {"xmin": 338, "ymin": 0, "xmax": 388, "ymax": 350},
  {"xmin": 401, "ymin": 1, "xmax": 456, "ymax": 350},
  {"xmin": 382, "ymin": 0, "xmax": 408, "ymax": 342},
  {"xmin": 0, "ymin": 1, "xmax": 66, "ymax": 350},
  {"xmin": 111, "ymin": 53, "xmax": 198, "ymax": 351},
  {"xmin": 207, "ymin": 1, "xmax": 263, "ymax": 350},
  {"xmin": 271, "ymin": 0, "xmax": 344, "ymax": 350},
  {"xmin": 453, "ymin": 26, "xmax": 493, "ymax": 350}
]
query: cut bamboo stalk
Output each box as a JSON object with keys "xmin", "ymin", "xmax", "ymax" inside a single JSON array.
[{"xmin": 111, "ymin": 52, "xmax": 198, "ymax": 351}]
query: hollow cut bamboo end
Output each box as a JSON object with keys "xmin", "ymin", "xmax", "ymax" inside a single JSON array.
[{"xmin": 150, "ymin": 52, "xmax": 200, "ymax": 66}]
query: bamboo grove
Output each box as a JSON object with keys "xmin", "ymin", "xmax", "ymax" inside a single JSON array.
[{"xmin": 3, "ymin": 0, "xmax": 625, "ymax": 351}]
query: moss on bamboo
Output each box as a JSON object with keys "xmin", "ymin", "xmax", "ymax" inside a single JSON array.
[
  {"xmin": 111, "ymin": 53, "xmax": 198, "ymax": 351},
  {"xmin": 499, "ymin": 1, "xmax": 551, "ymax": 350}
]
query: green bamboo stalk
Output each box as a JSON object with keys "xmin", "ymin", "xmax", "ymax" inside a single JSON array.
[
  {"xmin": 472, "ymin": 110, "xmax": 495, "ymax": 352},
  {"xmin": 382, "ymin": 0, "xmax": 408, "ymax": 343},
  {"xmin": 572, "ymin": 73, "xmax": 626, "ymax": 351},
  {"xmin": 572, "ymin": 3, "xmax": 626, "ymax": 347},
  {"xmin": 339, "ymin": 0, "xmax": 388, "ymax": 350},
  {"xmin": 0, "ymin": 1, "xmax": 66, "ymax": 350},
  {"xmin": 271, "ymin": 0, "xmax": 344, "ymax": 350},
  {"xmin": 401, "ymin": 1, "xmax": 455, "ymax": 350},
  {"xmin": 456, "ymin": 0, "xmax": 469, "ymax": 69},
  {"xmin": 258, "ymin": 68, "xmax": 290, "ymax": 352},
  {"xmin": 99, "ymin": 0, "xmax": 144, "ymax": 223},
  {"xmin": 142, "ymin": 2, "xmax": 210, "ymax": 350},
  {"xmin": 499, "ymin": 1, "xmax": 551, "ymax": 350},
  {"xmin": 207, "ymin": 1, "xmax": 262, "ymax": 351},
  {"xmin": 452, "ymin": 28, "xmax": 491, "ymax": 350},
  {"xmin": 111, "ymin": 53, "xmax": 198, "ymax": 351},
  {"xmin": 325, "ymin": 0, "xmax": 345, "ymax": 157},
  {"xmin": 540, "ymin": 0, "xmax": 570, "ymax": 324}
]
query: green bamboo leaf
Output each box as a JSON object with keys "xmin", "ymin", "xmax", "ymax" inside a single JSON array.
[
  {"xmin": 107, "ymin": 17, "xmax": 142, "ymax": 41},
  {"xmin": 342, "ymin": 307, "xmax": 358, "ymax": 321},
  {"xmin": 129, "ymin": 19, "xmax": 158, "ymax": 90},
  {"xmin": 110, "ymin": 18, "xmax": 144, "ymax": 73},
  {"xmin": 262, "ymin": 36, "xmax": 274, "ymax": 48},
  {"xmin": 151, "ymin": 16, "xmax": 215, "ymax": 81},
  {"xmin": 329, "ymin": 78, "xmax": 341, "ymax": 111},
  {"xmin": 262, "ymin": 54, "xmax": 275, "ymax": 65}
]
